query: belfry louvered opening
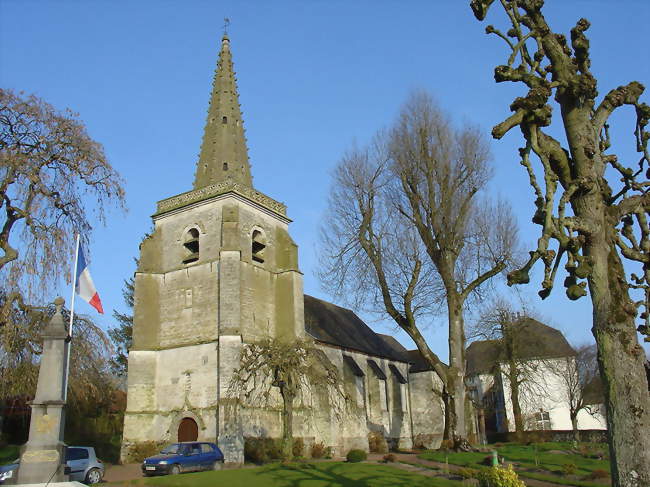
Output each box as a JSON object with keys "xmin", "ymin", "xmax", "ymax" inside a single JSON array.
[{"xmin": 182, "ymin": 228, "xmax": 200, "ymax": 264}]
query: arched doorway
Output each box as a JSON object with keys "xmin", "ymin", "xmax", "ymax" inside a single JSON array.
[{"xmin": 177, "ymin": 417, "xmax": 198, "ymax": 442}]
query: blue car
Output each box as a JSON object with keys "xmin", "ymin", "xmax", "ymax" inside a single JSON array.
[{"xmin": 142, "ymin": 442, "xmax": 224, "ymax": 476}]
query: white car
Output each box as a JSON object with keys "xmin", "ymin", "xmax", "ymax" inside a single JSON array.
[{"xmin": 0, "ymin": 446, "xmax": 104, "ymax": 485}]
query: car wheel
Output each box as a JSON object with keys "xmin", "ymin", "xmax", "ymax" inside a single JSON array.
[
  {"xmin": 212, "ymin": 460, "xmax": 224, "ymax": 471},
  {"xmin": 85, "ymin": 467, "xmax": 102, "ymax": 484},
  {"xmin": 170, "ymin": 464, "xmax": 181, "ymax": 475}
]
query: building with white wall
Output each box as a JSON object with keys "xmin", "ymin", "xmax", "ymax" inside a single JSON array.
[{"xmin": 466, "ymin": 319, "xmax": 606, "ymax": 438}]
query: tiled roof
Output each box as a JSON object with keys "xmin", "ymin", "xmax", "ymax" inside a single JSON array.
[
  {"xmin": 466, "ymin": 318, "xmax": 576, "ymax": 376},
  {"xmin": 304, "ymin": 295, "xmax": 407, "ymax": 362}
]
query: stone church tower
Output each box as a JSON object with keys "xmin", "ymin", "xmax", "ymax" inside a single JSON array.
[{"xmin": 121, "ymin": 34, "xmax": 304, "ymax": 462}]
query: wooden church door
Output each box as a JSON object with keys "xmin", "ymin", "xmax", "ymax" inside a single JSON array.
[{"xmin": 178, "ymin": 417, "xmax": 198, "ymax": 442}]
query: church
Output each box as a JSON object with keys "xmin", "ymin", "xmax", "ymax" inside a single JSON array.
[{"xmin": 120, "ymin": 33, "xmax": 446, "ymax": 463}]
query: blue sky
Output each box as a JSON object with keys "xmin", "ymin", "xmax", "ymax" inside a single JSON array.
[{"xmin": 1, "ymin": 0, "xmax": 648, "ymax": 361}]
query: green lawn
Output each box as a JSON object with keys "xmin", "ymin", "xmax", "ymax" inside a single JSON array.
[
  {"xmin": 418, "ymin": 443, "xmax": 611, "ymax": 487},
  {"xmin": 112, "ymin": 462, "xmax": 464, "ymax": 487}
]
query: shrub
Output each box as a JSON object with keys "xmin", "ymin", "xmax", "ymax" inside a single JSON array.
[
  {"xmin": 346, "ymin": 449, "xmax": 367, "ymax": 463},
  {"xmin": 368, "ymin": 431, "xmax": 388, "ymax": 453},
  {"xmin": 382, "ymin": 453, "xmax": 396, "ymax": 463},
  {"xmin": 457, "ymin": 467, "xmax": 479, "ymax": 479},
  {"xmin": 292, "ymin": 437, "xmax": 304, "ymax": 458},
  {"xmin": 477, "ymin": 465, "xmax": 526, "ymax": 487},
  {"xmin": 324, "ymin": 446, "xmax": 333, "ymax": 459},
  {"xmin": 584, "ymin": 469, "xmax": 609, "ymax": 480},
  {"xmin": 562, "ymin": 462, "xmax": 577, "ymax": 476},
  {"xmin": 244, "ymin": 438, "xmax": 267, "ymax": 464},
  {"xmin": 129, "ymin": 441, "xmax": 165, "ymax": 463},
  {"xmin": 244, "ymin": 438, "xmax": 283, "ymax": 464},
  {"xmin": 310, "ymin": 441, "xmax": 327, "ymax": 459}
]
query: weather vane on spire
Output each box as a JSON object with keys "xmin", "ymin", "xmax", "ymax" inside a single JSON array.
[{"xmin": 223, "ymin": 17, "xmax": 230, "ymax": 36}]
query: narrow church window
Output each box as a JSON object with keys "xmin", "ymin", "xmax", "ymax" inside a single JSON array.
[
  {"xmin": 355, "ymin": 375, "xmax": 365, "ymax": 408},
  {"xmin": 222, "ymin": 116, "xmax": 227, "ymax": 124},
  {"xmin": 252, "ymin": 230, "xmax": 266, "ymax": 263},
  {"xmin": 183, "ymin": 228, "xmax": 200, "ymax": 264},
  {"xmin": 379, "ymin": 380, "xmax": 389, "ymax": 412},
  {"xmin": 223, "ymin": 162, "xmax": 229, "ymax": 171}
]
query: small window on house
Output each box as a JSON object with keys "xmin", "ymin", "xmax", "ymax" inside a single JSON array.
[
  {"xmin": 222, "ymin": 116, "xmax": 227, "ymax": 124},
  {"xmin": 534, "ymin": 410, "xmax": 552, "ymax": 430},
  {"xmin": 223, "ymin": 162, "xmax": 229, "ymax": 171},
  {"xmin": 183, "ymin": 228, "xmax": 199, "ymax": 264},
  {"xmin": 252, "ymin": 230, "xmax": 266, "ymax": 263}
]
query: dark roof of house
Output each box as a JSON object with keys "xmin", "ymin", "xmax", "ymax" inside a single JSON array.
[
  {"xmin": 466, "ymin": 318, "xmax": 576, "ymax": 376},
  {"xmin": 304, "ymin": 295, "xmax": 407, "ymax": 362}
]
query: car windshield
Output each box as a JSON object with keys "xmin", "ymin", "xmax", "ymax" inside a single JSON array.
[{"xmin": 160, "ymin": 444, "xmax": 184, "ymax": 454}]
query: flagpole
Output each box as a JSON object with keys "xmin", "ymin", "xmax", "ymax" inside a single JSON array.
[{"xmin": 64, "ymin": 234, "xmax": 80, "ymax": 402}]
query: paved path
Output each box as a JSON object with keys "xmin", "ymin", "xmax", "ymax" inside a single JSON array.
[{"xmin": 103, "ymin": 463, "xmax": 142, "ymax": 483}]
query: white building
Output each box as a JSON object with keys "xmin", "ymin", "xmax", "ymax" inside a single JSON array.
[{"xmin": 465, "ymin": 319, "xmax": 606, "ymax": 439}]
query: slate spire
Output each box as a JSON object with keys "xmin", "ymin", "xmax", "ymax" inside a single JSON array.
[{"xmin": 194, "ymin": 34, "xmax": 252, "ymax": 189}]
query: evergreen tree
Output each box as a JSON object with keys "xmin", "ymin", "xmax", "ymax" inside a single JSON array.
[{"xmin": 109, "ymin": 277, "xmax": 133, "ymax": 377}]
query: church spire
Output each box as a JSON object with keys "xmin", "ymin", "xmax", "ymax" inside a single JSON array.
[{"xmin": 194, "ymin": 32, "xmax": 252, "ymax": 189}]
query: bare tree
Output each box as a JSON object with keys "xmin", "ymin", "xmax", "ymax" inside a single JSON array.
[
  {"xmin": 227, "ymin": 338, "xmax": 346, "ymax": 460},
  {"xmin": 472, "ymin": 299, "xmax": 533, "ymax": 435},
  {"xmin": 320, "ymin": 91, "xmax": 519, "ymax": 447},
  {"xmin": 544, "ymin": 344, "xmax": 602, "ymax": 442},
  {"xmin": 0, "ymin": 89, "xmax": 125, "ymax": 324},
  {"xmin": 470, "ymin": 2, "xmax": 650, "ymax": 483}
]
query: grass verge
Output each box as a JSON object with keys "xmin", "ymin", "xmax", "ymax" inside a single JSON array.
[{"xmin": 109, "ymin": 462, "xmax": 466, "ymax": 487}]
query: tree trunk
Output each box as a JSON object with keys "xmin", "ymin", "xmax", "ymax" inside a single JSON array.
[
  {"xmin": 570, "ymin": 413, "xmax": 580, "ymax": 443},
  {"xmin": 589, "ymin": 250, "xmax": 650, "ymax": 486},
  {"xmin": 508, "ymin": 367, "xmax": 524, "ymax": 436},
  {"xmin": 578, "ymin": 199, "xmax": 650, "ymax": 486},
  {"xmin": 442, "ymin": 388, "xmax": 452, "ymax": 441},
  {"xmin": 560, "ymin": 95, "xmax": 650, "ymax": 486},
  {"xmin": 279, "ymin": 384, "xmax": 295, "ymax": 461},
  {"xmin": 447, "ymin": 294, "xmax": 467, "ymax": 444}
]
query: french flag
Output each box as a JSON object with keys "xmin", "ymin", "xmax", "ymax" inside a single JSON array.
[{"xmin": 75, "ymin": 246, "xmax": 104, "ymax": 314}]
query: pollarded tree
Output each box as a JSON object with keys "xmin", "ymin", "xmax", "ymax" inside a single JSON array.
[
  {"xmin": 320, "ymin": 91, "xmax": 519, "ymax": 447},
  {"xmin": 470, "ymin": 1, "xmax": 650, "ymax": 484},
  {"xmin": 227, "ymin": 338, "xmax": 346, "ymax": 461},
  {"xmin": 0, "ymin": 89, "xmax": 125, "ymax": 325}
]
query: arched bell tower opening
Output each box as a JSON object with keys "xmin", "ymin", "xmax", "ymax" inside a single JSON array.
[{"xmin": 178, "ymin": 417, "xmax": 198, "ymax": 442}]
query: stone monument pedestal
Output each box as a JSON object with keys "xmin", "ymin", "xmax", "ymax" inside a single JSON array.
[{"xmin": 17, "ymin": 298, "xmax": 69, "ymax": 484}]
